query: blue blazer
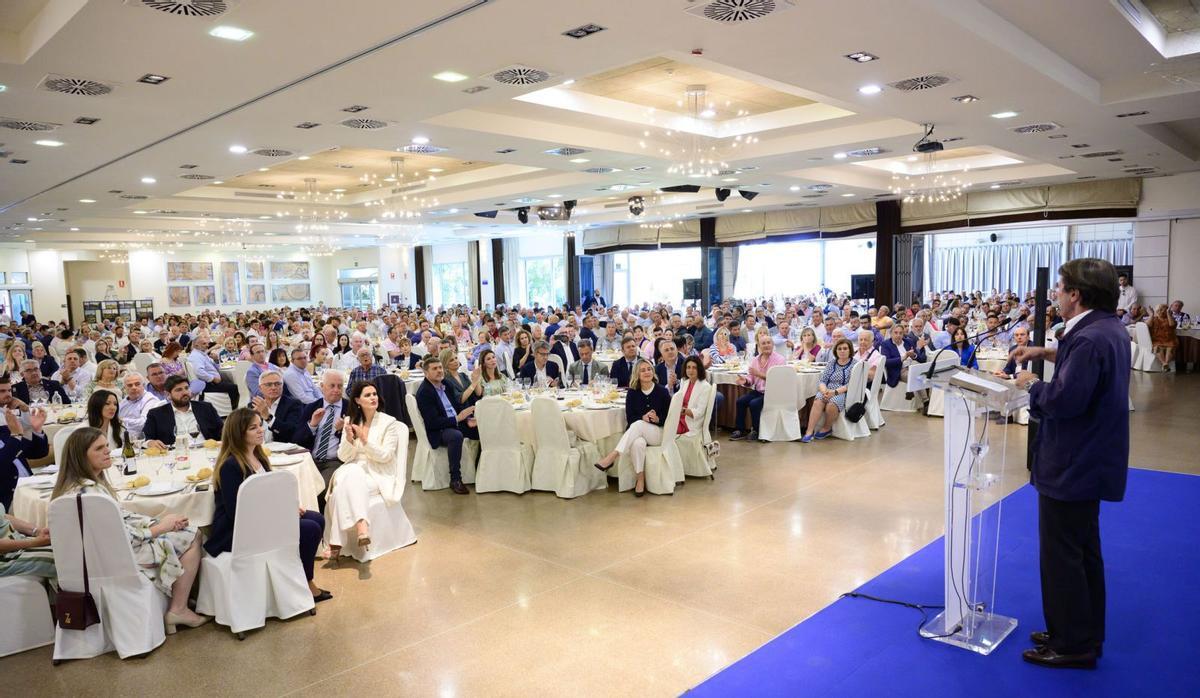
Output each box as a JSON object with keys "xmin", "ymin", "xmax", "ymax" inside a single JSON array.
[
  {"xmin": 39, "ymin": 355, "xmax": 59, "ymax": 378},
  {"xmin": 878, "ymin": 339, "xmax": 926, "ymax": 388},
  {"xmin": 142, "ymin": 400, "xmax": 223, "ymax": 444},
  {"xmin": 414, "ymin": 380, "xmax": 463, "ymax": 449},
  {"xmin": 609, "ymin": 357, "xmax": 639, "ymax": 388},
  {"xmin": 654, "ymin": 356, "xmax": 686, "ymax": 392},
  {"xmin": 952, "ymin": 345, "xmax": 979, "ymax": 370},
  {"xmin": 624, "ymin": 385, "xmax": 671, "ymax": 427},
  {"xmin": 267, "ymin": 394, "xmax": 302, "ymax": 445},
  {"xmin": 1028, "ymin": 311, "xmax": 1130, "ymax": 502},
  {"xmin": 294, "ymin": 398, "xmax": 348, "ymax": 451},
  {"xmin": 518, "ymin": 360, "xmax": 560, "ymax": 385},
  {"xmin": 0, "ymin": 427, "xmax": 48, "ymax": 510},
  {"xmin": 204, "ymin": 456, "xmax": 271, "ymax": 557}
]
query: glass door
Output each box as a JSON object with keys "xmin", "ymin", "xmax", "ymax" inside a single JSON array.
[{"xmin": 8, "ymin": 290, "xmax": 31, "ymax": 318}]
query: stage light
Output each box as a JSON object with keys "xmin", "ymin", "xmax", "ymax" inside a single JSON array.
[
  {"xmin": 715, "ymin": 188, "xmax": 731, "ymax": 202},
  {"xmin": 739, "ymin": 190, "xmax": 759, "ymax": 201},
  {"xmin": 628, "ymin": 196, "xmax": 645, "ymax": 216},
  {"xmin": 516, "ymin": 207, "xmax": 529, "ymax": 224}
]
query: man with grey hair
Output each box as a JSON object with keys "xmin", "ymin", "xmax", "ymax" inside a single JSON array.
[
  {"xmin": 252, "ymin": 369, "xmax": 301, "ymax": 444},
  {"xmin": 348, "ymin": 346, "xmax": 387, "ymax": 385},
  {"xmin": 568, "ymin": 338, "xmax": 609, "ymax": 386},
  {"xmin": 119, "ymin": 371, "xmax": 165, "ymax": 439},
  {"xmin": 296, "ymin": 371, "xmax": 348, "ymax": 502},
  {"xmin": 518, "ymin": 339, "xmax": 560, "ymax": 386}
]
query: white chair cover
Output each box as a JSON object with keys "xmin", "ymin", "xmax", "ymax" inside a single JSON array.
[
  {"xmin": 49, "ymin": 493, "xmax": 169, "ymax": 661},
  {"xmin": 547, "ymin": 354, "xmax": 565, "ymax": 382},
  {"xmin": 1132, "ymin": 322, "xmax": 1161, "ymax": 372},
  {"xmin": 530, "ymin": 398, "xmax": 605, "ymax": 498},
  {"xmin": 922, "ymin": 351, "xmax": 962, "ymax": 418},
  {"xmin": 405, "ymin": 393, "xmax": 477, "ymax": 490},
  {"xmin": 1129, "ymin": 339, "xmax": 1139, "ymax": 369},
  {"xmin": 325, "ymin": 420, "xmax": 417, "ymax": 563},
  {"xmin": 232, "ymin": 361, "xmax": 252, "ymax": 408},
  {"xmin": 621, "ymin": 392, "xmax": 685, "ymax": 495},
  {"xmin": 679, "ymin": 382, "xmax": 718, "ymax": 479},
  {"xmin": 864, "ymin": 358, "xmax": 886, "ymax": 430},
  {"xmin": 130, "ymin": 353, "xmax": 156, "ymax": 375},
  {"xmin": 0, "ymin": 575, "xmax": 55, "ymax": 657},
  {"xmin": 53, "ymin": 424, "xmax": 84, "ymax": 464},
  {"xmin": 195, "ymin": 471, "xmax": 315, "ymax": 635},
  {"xmin": 474, "ymin": 397, "xmax": 533, "ymax": 494},
  {"xmin": 831, "ymin": 362, "xmax": 870, "ymax": 441},
  {"xmin": 879, "ymin": 363, "xmax": 919, "ymax": 412},
  {"xmin": 757, "ymin": 366, "xmax": 802, "ymax": 442}
]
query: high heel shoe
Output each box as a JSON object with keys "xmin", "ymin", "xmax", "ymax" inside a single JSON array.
[
  {"xmin": 594, "ymin": 461, "xmax": 613, "ymax": 472},
  {"xmin": 357, "ymin": 535, "xmax": 371, "ymax": 549},
  {"xmin": 165, "ymin": 610, "xmax": 211, "ymax": 635}
]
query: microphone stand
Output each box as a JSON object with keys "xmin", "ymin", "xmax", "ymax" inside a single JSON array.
[{"xmin": 925, "ymin": 316, "xmax": 1018, "ymax": 380}]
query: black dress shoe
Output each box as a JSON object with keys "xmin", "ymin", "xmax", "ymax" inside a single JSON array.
[
  {"xmin": 1031, "ymin": 631, "xmax": 1102, "ymax": 657},
  {"xmin": 312, "ymin": 590, "xmax": 333, "ymax": 604},
  {"xmin": 1021, "ymin": 645, "xmax": 1097, "ymax": 669},
  {"xmin": 450, "ymin": 481, "xmax": 470, "ymax": 495}
]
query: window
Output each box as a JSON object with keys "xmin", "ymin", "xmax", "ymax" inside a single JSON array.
[
  {"xmin": 612, "ymin": 253, "xmax": 630, "ymax": 308},
  {"xmin": 628, "ymin": 248, "xmax": 701, "ymax": 306},
  {"xmin": 521, "ymin": 256, "xmax": 565, "ymax": 307},
  {"xmin": 338, "ymin": 267, "xmax": 378, "ymax": 310},
  {"xmin": 432, "ymin": 262, "xmax": 468, "ymax": 308},
  {"xmin": 823, "ymin": 239, "xmax": 877, "ymax": 295},
  {"xmin": 9, "ymin": 272, "xmax": 26, "ymax": 284},
  {"xmin": 734, "ymin": 240, "xmax": 821, "ymax": 299}
]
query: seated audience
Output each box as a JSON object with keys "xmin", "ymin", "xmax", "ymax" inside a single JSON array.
[
  {"xmin": 413, "ymin": 355, "xmax": 476, "ymax": 495},
  {"xmin": 143, "ymin": 375, "xmax": 224, "ymax": 447},
  {"xmin": 802, "ymin": 339, "xmax": 858, "ymax": 443},
  {"xmin": 592, "ymin": 359, "xmax": 670, "ymax": 497}
]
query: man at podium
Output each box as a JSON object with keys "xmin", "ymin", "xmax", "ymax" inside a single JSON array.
[{"xmin": 1012, "ymin": 258, "xmax": 1130, "ymax": 669}]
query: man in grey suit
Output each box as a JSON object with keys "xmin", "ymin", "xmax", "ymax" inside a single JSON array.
[{"xmin": 567, "ymin": 339, "xmax": 610, "ymax": 386}]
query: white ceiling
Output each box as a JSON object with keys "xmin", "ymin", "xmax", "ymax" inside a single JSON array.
[{"xmin": 1, "ymin": 0, "xmax": 1198, "ymax": 253}]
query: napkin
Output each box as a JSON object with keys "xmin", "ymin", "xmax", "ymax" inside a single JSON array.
[{"xmin": 18, "ymin": 474, "xmax": 57, "ymax": 487}]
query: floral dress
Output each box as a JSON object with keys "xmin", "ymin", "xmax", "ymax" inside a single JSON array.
[
  {"xmin": 0, "ymin": 504, "xmax": 56, "ymax": 582},
  {"xmin": 819, "ymin": 358, "xmax": 857, "ymax": 411},
  {"xmin": 63, "ymin": 481, "xmax": 197, "ymax": 596}
]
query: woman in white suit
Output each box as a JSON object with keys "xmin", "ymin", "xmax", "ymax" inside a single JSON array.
[
  {"xmin": 325, "ymin": 379, "xmax": 417, "ymax": 560},
  {"xmin": 674, "ymin": 356, "xmax": 714, "ymax": 438}
]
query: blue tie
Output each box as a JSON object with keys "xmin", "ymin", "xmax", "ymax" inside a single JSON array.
[{"xmin": 315, "ymin": 404, "xmax": 336, "ymax": 460}]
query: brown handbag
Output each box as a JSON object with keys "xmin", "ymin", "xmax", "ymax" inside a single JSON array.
[{"xmin": 56, "ymin": 493, "xmax": 101, "ymax": 630}]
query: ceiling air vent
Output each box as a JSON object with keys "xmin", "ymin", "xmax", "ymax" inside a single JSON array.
[
  {"xmin": 38, "ymin": 74, "xmax": 115, "ymax": 97},
  {"xmin": 808, "ymin": 184, "xmax": 833, "ymax": 191},
  {"xmin": 487, "ymin": 65, "xmax": 553, "ymax": 86},
  {"xmin": 583, "ymin": 167, "xmax": 618, "ymax": 174},
  {"xmin": 802, "ymin": 194, "xmax": 826, "ymax": 199},
  {"xmin": 1080, "ymin": 150, "xmax": 1123, "ymax": 158},
  {"xmin": 545, "ymin": 146, "xmax": 588, "ymax": 156},
  {"xmin": 119, "ymin": 194, "xmax": 148, "ymax": 200},
  {"xmin": 400, "ymin": 144, "xmax": 447, "ymax": 154},
  {"xmin": 180, "ymin": 173, "xmax": 215, "ymax": 180},
  {"xmin": 126, "ymin": 0, "xmax": 235, "ymax": 17},
  {"xmin": 1011, "ymin": 122, "xmax": 1062, "ymax": 134},
  {"xmin": 251, "ymin": 148, "xmax": 293, "ymax": 157},
  {"xmin": 846, "ymin": 147, "xmax": 888, "ymax": 157},
  {"xmin": 685, "ymin": 0, "xmax": 794, "ymax": 23},
  {"xmin": 695, "ymin": 203, "xmax": 726, "ymax": 210},
  {"xmin": 0, "ymin": 119, "xmax": 59, "ymax": 131},
  {"xmin": 339, "ymin": 118, "xmax": 389, "ymax": 130},
  {"xmin": 888, "ymin": 74, "xmax": 954, "ymax": 92}
]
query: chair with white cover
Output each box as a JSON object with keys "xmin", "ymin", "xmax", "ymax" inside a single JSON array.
[
  {"xmin": 530, "ymin": 398, "xmax": 606, "ymax": 498},
  {"xmin": 679, "ymin": 383, "xmax": 719, "ymax": 479},
  {"xmin": 195, "ymin": 471, "xmax": 315, "ymax": 638},
  {"xmin": 621, "ymin": 392, "xmax": 686, "ymax": 494},
  {"xmin": 405, "ymin": 393, "xmax": 477, "ymax": 490},
  {"xmin": 547, "ymin": 354, "xmax": 565, "ymax": 382},
  {"xmin": 1132, "ymin": 322, "xmax": 1161, "ymax": 372},
  {"xmin": 864, "ymin": 359, "xmax": 886, "ymax": 430},
  {"xmin": 130, "ymin": 352, "xmax": 156, "ymax": 375},
  {"xmin": 53, "ymin": 424, "xmax": 84, "ymax": 465},
  {"xmin": 326, "ymin": 421, "xmax": 418, "ymax": 563},
  {"xmin": 923, "ymin": 350, "xmax": 964, "ymax": 418},
  {"xmin": 1129, "ymin": 339, "xmax": 1140, "ymax": 369},
  {"xmin": 474, "ymin": 397, "xmax": 533, "ymax": 494},
  {"xmin": 232, "ymin": 361, "xmax": 252, "ymax": 409},
  {"xmin": 757, "ymin": 366, "xmax": 803, "ymax": 441},
  {"xmin": 830, "ymin": 361, "xmax": 870, "ymax": 441},
  {"xmin": 879, "ymin": 363, "xmax": 919, "ymax": 413},
  {"xmin": 0, "ymin": 576, "xmax": 55, "ymax": 657},
  {"xmin": 48, "ymin": 493, "xmax": 169, "ymax": 662}
]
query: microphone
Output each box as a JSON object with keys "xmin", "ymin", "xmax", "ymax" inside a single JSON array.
[{"xmin": 925, "ymin": 316, "xmax": 1017, "ymax": 379}]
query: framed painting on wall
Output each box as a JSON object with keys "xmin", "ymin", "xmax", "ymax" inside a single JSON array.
[
  {"xmin": 245, "ymin": 261, "xmax": 265, "ymax": 280},
  {"xmin": 220, "ymin": 261, "xmax": 240, "ymax": 304},
  {"xmin": 168, "ymin": 286, "xmax": 191, "ymax": 307},
  {"xmin": 247, "ymin": 284, "xmax": 267, "ymax": 304},
  {"xmin": 272, "ymin": 283, "xmax": 311, "ymax": 303},
  {"xmin": 167, "ymin": 261, "xmax": 214, "ymax": 282},
  {"xmin": 270, "ymin": 261, "xmax": 309, "ymax": 280},
  {"xmin": 195, "ymin": 285, "xmax": 216, "ymax": 306}
]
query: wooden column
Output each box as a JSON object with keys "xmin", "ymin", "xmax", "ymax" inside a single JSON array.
[
  {"xmin": 491, "ymin": 238, "xmax": 505, "ymax": 305},
  {"xmin": 875, "ymin": 200, "xmax": 900, "ymax": 307},
  {"xmin": 414, "ymin": 246, "xmax": 427, "ymax": 307},
  {"xmin": 566, "ymin": 234, "xmax": 580, "ymax": 308}
]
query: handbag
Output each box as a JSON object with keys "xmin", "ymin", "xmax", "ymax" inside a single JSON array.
[
  {"xmin": 845, "ymin": 400, "xmax": 866, "ymax": 423},
  {"xmin": 704, "ymin": 440, "xmax": 721, "ymax": 458},
  {"xmin": 56, "ymin": 492, "xmax": 101, "ymax": 631}
]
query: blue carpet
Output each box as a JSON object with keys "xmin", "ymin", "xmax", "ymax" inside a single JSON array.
[{"xmin": 688, "ymin": 469, "xmax": 1200, "ymax": 698}]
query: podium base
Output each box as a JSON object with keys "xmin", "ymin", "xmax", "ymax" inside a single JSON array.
[{"xmin": 919, "ymin": 610, "xmax": 1018, "ymax": 655}]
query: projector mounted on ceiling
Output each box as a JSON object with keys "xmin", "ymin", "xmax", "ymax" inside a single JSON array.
[{"xmin": 913, "ymin": 123, "xmax": 944, "ymax": 154}]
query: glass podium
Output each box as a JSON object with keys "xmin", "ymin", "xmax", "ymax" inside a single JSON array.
[{"xmin": 908, "ymin": 359, "xmax": 1030, "ymax": 655}]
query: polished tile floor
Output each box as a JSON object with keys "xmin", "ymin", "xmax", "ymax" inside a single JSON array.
[{"xmin": 6, "ymin": 373, "xmax": 1195, "ymax": 697}]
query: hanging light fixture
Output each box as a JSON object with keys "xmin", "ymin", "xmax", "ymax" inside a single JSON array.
[
  {"xmin": 888, "ymin": 124, "xmax": 971, "ymax": 203},
  {"xmin": 640, "ymin": 84, "xmax": 758, "ymax": 180}
]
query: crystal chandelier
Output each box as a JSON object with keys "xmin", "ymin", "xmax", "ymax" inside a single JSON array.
[
  {"xmin": 641, "ymin": 84, "xmax": 758, "ymax": 179},
  {"xmin": 364, "ymin": 156, "xmax": 440, "ymax": 220},
  {"xmin": 889, "ymin": 124, "xmax": 971, "ymax": 203},
  {"xmin": 288, "ymin": 178, "xmax": 348, "ymax": 233}
]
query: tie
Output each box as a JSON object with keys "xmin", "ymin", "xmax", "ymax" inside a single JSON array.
[
  {"xmin": 582, "ymin": 363, "xmax": 589, "ymax": 385},
  {"xmin": 315, "ymin": 405, "xmax": 335, "ymax": 460}
]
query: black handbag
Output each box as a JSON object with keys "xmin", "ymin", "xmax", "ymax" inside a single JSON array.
[{"xmin": 56, "ymin": 493, "xmax": 101, "ymax": 631}]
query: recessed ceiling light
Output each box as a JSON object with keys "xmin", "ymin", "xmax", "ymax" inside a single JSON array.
[
  {"xmin": 990, "ymin": 111, "xmax": 1019, "ymax": 119},
  {"xmin": 209, "ymin": 25, "xmax": 254, "ymax": 41},
  {"xmin": 78, "ymin": 198, "xmax": 96, "ymax": 203},
  {"xmin": 833, "ymin": 152, "xmax": 848, "ymax": 159},
  {"xmin": 841, "ymin": 193, "xmax": 855, "ymax": 197},
  {"xmin": 448, "ymin": 208, "xmax": 460, "ymax": 213},
  {"xmin": 257, "ymin": 167, "xmax": 269, "ymax": 172},
  {"xmin": 700, "ymin": 108, "xmax": 717, "ymax": 118},
  {"xmin": 722, "ymin": 177, "xmax": 738, "ymax": 182},
  {"xmin": 952, "ymin": 95, "xmax": 980, "ymax": 103},
  {"xmin": 70, "ymin": 227, "xmax": 79, "ymax": 231},
  {"xmin": 569, "ymin": 158, "xmax": 590, "ymax": 163},
  {"xmin": 428, "ymin": 167, "xmax": 444, "ymax": 173},
  {"xmin": 742, "ymin": 209, "xmax": 753, "ymax": 213},
  {"xmin": 257, "ymin": 215, "xmax": 271, "ymax": 219},
  {"xmin": 433, "ymin": 71, "xmax": 469, "ymax": 82},
  {"xmin": 212, "ymin": 180, "xmax": 223, "ymax": 184},
  {"xmin": 297, "ymin": 155, "xmax": 310, "ymax": 161},
  {"xmin": 0, "ymin": 85, "xmax": 6, "ymax": 92},
  {"xmin": 35, "ymin": 139, "xmax": 64, "ymax": 147},
  {"xmin": 133, "ymin": 210, "xmax": 147, "ymax": 214},
  {"xmin": 845, "ymin": 51, "xmax": 879, "ymax": 63},
  {"xmin": 332, "ymin": 188, "xmax": 346, "ymax": 193},
  {"xmin": 789, "ymin": 185, "xmax": 801, "ymax": 191},
  {"xmin": 136, "ymin": 73, "xmax": 170, "ymax": 85},
  {"xmin": 858, "ymin": 84, "xmax": 882, "ymax": 95},
  {"xmin": 229, "ymin": 144, "xmax": 248, "ymax": 154},
  {"xmin": 411, "ymin": 136, "xmax": 430, "ymax": 145},
  {"xmin": 548, "ymin": 194, "xmax": 562, "ymax": 198},
  {"xmin": 141, "ymin": 176, "xmax": 156, "ymax": 184},
  {"xmin": 24, "ymin": 240, "xmax": 34, "ymax": 243},
  {"xmin": 26, "ymin": 217, "xmax": 36, "ymax": 222},
  {"xmin": 561, "ymin": 79, "xmax": 575, "ymax": 86},
  {"xmin": 990, "ymin": 184, "xmax": 1001, "ymax": 189}
]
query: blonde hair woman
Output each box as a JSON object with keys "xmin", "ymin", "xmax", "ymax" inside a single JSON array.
[
  {"xmin": 83, "ymin": 359, "xmax": 122, "ymax": 401},
  {"xmin": 52, "ymin": 427, "xmax": 210, "ymax": 633},
  {"xmin": 592, "ymin": 359, "xmax": 670, "ymax": 497},
  {"xmin": 703, "ymin": 327, "xmax": 738, "ymax": 368},
  {"xmin": 2, "ymin": 342, "xmax": 26, "ymax": 378}
]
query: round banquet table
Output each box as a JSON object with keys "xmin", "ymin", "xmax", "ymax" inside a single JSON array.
[
  {"xmin": 977, "ymin": 351, "xmax": 1009, "ymax": 374},
  {"xmin": 706, "ymin": 363, "xmax": 823, "ymax": 429},
  {"xmin": 1177, "ymin": 328, "xmax": 1200, "ymax": 372},
  {"xmin": 508, "ymin": 394, "xmax": 627, "ymax": 450},
  {"xmin": 12, "ymin": 445, "xmax": 324, "ymax": 529}
]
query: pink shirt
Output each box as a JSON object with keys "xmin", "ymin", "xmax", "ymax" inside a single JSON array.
[{"xmin": 746, "ymin": 351, "xmax": 785, "ymax": 392}]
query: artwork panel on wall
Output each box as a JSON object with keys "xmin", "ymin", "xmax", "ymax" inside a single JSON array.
[
  {"xmin": 247, "ymin": 284, "xmax": 267, "ymax": 304},
  {"xmin": 272, "ymin": 283, "xmax": 311, "ymax": 303},
  {"xmin": 168, "ymin": 286, "xmax": 191, "ymax": 307},
  {"xmin": 167, "ymin": 261, "xmax": 214, "ymax": 282},
  {"xmin": 220, "ymin": 261, "xmax": 241, "ymax": 304},
  {"xmin": 270, "ymin": 261, "xmax": 309, "ymax": 280},
  {"xmin": 245, "ymin": 261, "xmax": 265, "ymax": 280},
  {"xmin": 195, "ymin": 285, "xmax": 216, "ymax": 306}
]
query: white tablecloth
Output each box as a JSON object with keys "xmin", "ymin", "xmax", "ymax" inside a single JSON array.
[
  {"xmin": 510, "ymin": 399, "xmax": 627, "ymax": 447},
  {"xmin": 707, "ymin": 365, "xmax": 821, "ymax": 403},
  {"xmin": 978, "ymin": 351, "xmax": 1009, "ymax": 374},
  {"xmin": 13, "ymin": 449, "xmax": 323, "ymax": 529}
]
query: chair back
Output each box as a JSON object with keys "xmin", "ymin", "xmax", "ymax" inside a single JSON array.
[
  {"xmin": 183, "ymin": 356, "xmax": 198, "ymax": 383},
  {"xmin": 373, "ymin": 373, "xmax": 409, "ymax": 427},
  {"xmin": 232, "ymin": 361, "xmax": 252, "ymax": 407},
  {"xmin": 847, "ymin": 360, "xmax": 867, "ymax": 403},
  {"xmin": 48, "ymin": 493, "xmax": 141, "ymax": 591},
  {"xmin": 763, "ymin": 365, "xmax": 799, "ymax": 409},
  {"xmin": 475, "ymin": 397, "xmax": 520, "ymax": 450},
  {"xmin": 405, "ymin": 393, "xmax": 431, "ymax": 448},
  {"xmin": 230, "ymin": 471, "xmax": 300, "ymax": 559},
  {"xmin": 53, "ymin": 424, "xmax": 84, "ymax": 465},
  {"xmin": 1133, "ymin": 322, "xmax": 1154, "ymax": 353},
  {"xmin": 547, "ymin": 354, "xmax": 565, "ymax": 379},
  {"xmin": 531, "ymin": 398, "xmax": 570, "ymax": 451},
  {"xmin": 867, "ymin": 354, "xmax": 885, "ymax": 398},
  {"xmin": 131, "ymin": 353, "xmax": 156, "ymax": 374}
]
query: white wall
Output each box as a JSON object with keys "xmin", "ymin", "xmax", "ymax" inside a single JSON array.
[
  {"xmin": 29, "ymin": 249, "xmax": 68, "ymax": 323},
  {"xmin": 1133, "ymin": 220, "xmax": 1171, "ymax": 309},
  {"xmin": 65, "ymin": 259, "xmax": 132, "ymax": 324},
  {"xmin": 1140, "ymin": 171, "xmax": 1200, "ymax": 219},
  {"xmin": 1168, "ymin": 218, "xmax": 1200, "ymax": 310},
  {"xmin": 378, "ymin": 246, "xmax": 417, "ymax": 306}
]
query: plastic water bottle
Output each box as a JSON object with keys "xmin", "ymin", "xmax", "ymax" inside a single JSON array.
[{"xmin": 51, "ymin": 392, "xmax": 62, "ymax": 407}]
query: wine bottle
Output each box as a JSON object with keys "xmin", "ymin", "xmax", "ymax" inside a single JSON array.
[{"xmin": 122, "ymin": 431, "xmax": 137, "ymax": 476}]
